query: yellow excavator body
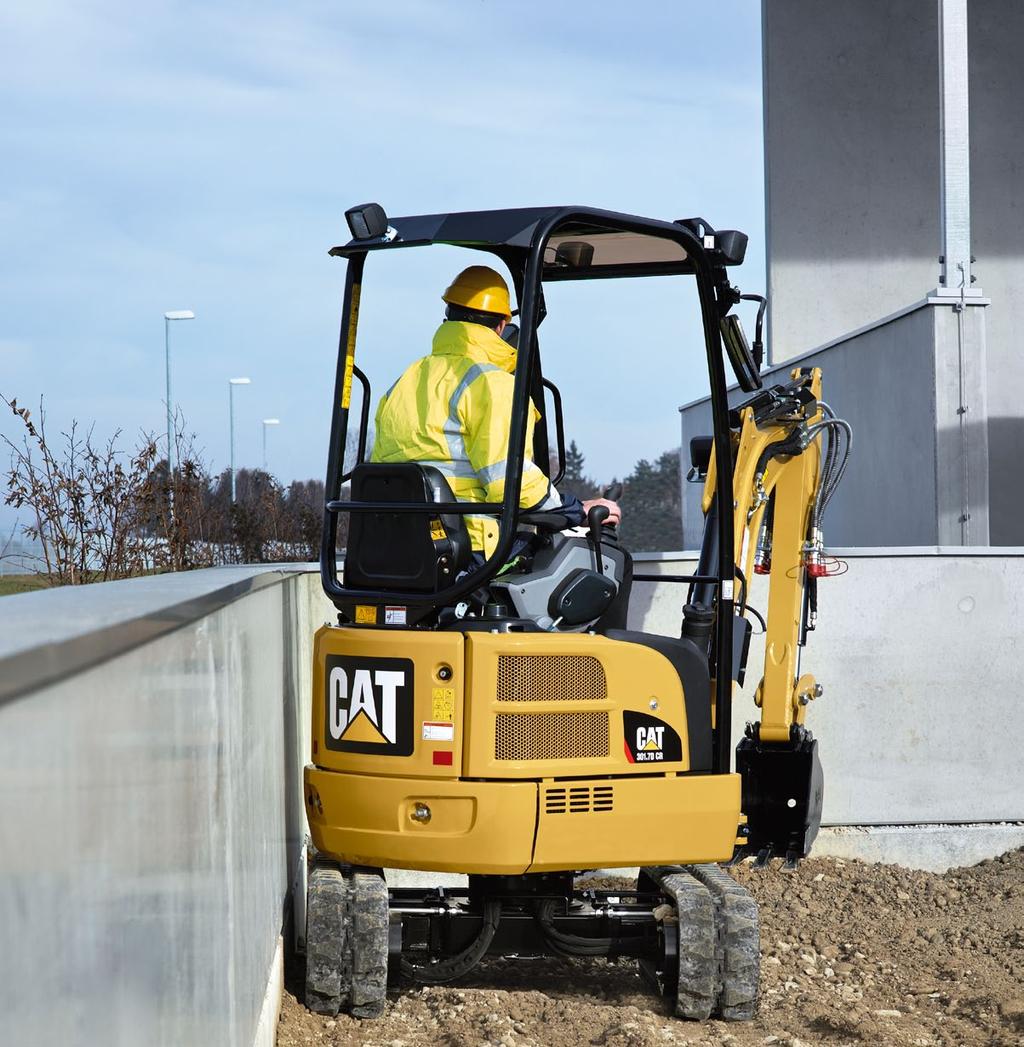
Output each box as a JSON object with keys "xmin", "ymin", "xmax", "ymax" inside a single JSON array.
[{"xmin": 305, "ymin": 626, "xmax": 742, "ymax": 874}]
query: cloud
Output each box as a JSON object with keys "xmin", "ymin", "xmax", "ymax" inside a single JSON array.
[{"xmin": 0, "ymin": 0, "xmax": 765, "ymax": 482}]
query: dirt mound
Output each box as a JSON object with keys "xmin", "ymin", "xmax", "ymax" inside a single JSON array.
[{"xmin": 277, "ymin": 849, "xmax": 1024, "ymax": 1046}]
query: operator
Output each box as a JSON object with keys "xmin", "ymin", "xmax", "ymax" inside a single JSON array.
[{"xmin": 370, "ymin": 265, "xmax": 621, "ymax": 562}]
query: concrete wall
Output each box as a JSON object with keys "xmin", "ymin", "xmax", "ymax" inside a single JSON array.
[
  {"xmin": 679, "ymin": 298, "xmax": 990, "ymax": 549},
  {"xmin": 762, "ymin": 0, "xmax": 1024, "ymax": 545},
  {"xmin": 629, "ymin": 549, "xmax": 1024, "ymax": 827},
  {"xmin": 1, "ymin": 553, "xmax": 1021, "ymax": 1039},
  {"xmin": 0, "ymin": 566, "xmax": 331, "ymax": 1047},
  {"xmin": 762, "ymin": 0, "xmax": 941, "ymax": 358},
  {"xmin": 969, "ymin": 1, "xmax": 1024, "ymax": 543}
]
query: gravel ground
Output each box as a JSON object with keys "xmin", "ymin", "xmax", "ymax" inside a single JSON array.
[{"xmin": 277, "ymin": 849, "xmax": 1024, "ymax": 1047}]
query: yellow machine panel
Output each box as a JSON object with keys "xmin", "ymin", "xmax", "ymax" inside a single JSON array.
[
  {"xmin": 305, "ymin": 765, "xmax": 741, "ymax": 874},
  {"xmin": 312, "ymin": 625, "xmax": 465, "ymax": 779},
  {"xmin": 306, "ymin": 767, "xmax": 538, "ymax": 874},
  {"xmin": 306, "ymin": 626, "xmax": 732, "ymax": 873},
  {"xmin": 531, "ymin": 773, "xmax": 741, "ymax": 871},
  {"xmin": 462, "ymin": 631, "xmax": 695, "ymax": 779}
]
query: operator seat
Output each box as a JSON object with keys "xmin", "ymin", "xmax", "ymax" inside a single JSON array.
[{"xmin": 344, "ymin": 463, "xmax": 472, "ymax": 592}]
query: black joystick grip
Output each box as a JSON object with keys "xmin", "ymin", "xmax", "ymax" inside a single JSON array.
[{"xmin": 587, "ymin": 504, "xmax": 611, "ymax": 575}]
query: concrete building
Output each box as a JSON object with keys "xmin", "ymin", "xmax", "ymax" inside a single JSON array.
[{"xmin": 681, "ymin": 0, "xmax": 1024, "ymax": 548}]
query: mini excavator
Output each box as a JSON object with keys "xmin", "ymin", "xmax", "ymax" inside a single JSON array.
[{"xmin": 302, "ymin": 204, "xmax": 851, "ymax": 1020}]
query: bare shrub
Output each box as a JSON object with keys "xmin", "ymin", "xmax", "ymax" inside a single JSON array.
[{"xmin": 3, "ymin": 396, "xmax": 162, "ymax": 583}]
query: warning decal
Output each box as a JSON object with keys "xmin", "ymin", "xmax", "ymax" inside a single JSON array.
[
  {"xmin": 431, "ymin": 686, "xmax": 455, "ymax": 722},
  {"xmin": 422, "ymin": 721, "xmax": 455, "ymax": 741}
]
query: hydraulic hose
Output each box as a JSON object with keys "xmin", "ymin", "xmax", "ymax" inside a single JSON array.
[
  {"xmin": 535, "ymin": 898, "xmax": 616, "ymax": 956},
  {"xmin": 400, "ymin": 900, "xmax": 502, "ymax": 984},
  {"xmin": 805, "ymin": 417, "xmax": 852, "ymax": 532},
  {"xmin": 533, "ymin": 898, "xmax": 651, "ymax": 958}
]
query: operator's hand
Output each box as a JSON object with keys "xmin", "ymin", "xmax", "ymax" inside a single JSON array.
[{"xmin": 582, "ymin": 498, "xmax": 622, "ymax": 526}]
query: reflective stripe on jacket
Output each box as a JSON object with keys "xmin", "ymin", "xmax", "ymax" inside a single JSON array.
[{"xmin": 370, "ymin": 320, "xmax": 562, "ymax": 556}]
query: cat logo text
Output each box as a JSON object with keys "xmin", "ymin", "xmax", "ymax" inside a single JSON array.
[
  {"xmin": 634, "ymin": 724, "xmax": 665, "ymax": 761},
  {"xmin": 622, "ymin": 710, "xmax": 683, "ymax": 764},
  {"xmin": 324, "ymin": 654, "xmax": 414, "ymax": 756}
]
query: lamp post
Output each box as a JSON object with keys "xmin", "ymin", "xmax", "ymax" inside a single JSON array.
[
  {"xmin": 229, "ymin": 378, "xmax": 251, "ymax": 503},
  {"xmin": 163, "ymin": 310, "xmax": 195, "ymax": 475},
  {"xmin": 262, "ymin": 418, "xmax": 280, "ymax": 472}
]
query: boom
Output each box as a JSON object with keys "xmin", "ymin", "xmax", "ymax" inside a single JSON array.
[{"xmin": 695, "ymin": 367, "xmax": 851, "ymax": 866}]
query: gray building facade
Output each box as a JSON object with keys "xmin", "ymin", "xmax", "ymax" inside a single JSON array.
[{"xmin": 681, "ymin": 0, "xmax": 1023, "ymax": 548}]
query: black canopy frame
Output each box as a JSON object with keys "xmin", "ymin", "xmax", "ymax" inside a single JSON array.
[{"xmin": 320, "ymin": 205, "xmax": 743, "ymax": 772}]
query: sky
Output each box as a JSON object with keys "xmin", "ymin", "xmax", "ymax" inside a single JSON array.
[{"xmin": 1, "ymin": 0, "xmax": 764, "ymax": 529}]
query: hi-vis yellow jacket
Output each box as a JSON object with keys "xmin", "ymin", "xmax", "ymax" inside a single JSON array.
[{"xmin": 371, "ymin": 320, "xmax": 563, "ymax": 556}]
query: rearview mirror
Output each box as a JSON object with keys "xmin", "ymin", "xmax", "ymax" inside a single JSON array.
[{"xmin": 720, "ymin": 315, "xmax": 763, "ymax": 392}]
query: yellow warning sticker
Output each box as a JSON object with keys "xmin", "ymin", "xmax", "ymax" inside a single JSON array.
[
  {"xmin": 429, "ymin": 518, "xmax": 447, "ymax": 542},
  {"xmin": 431, "ymin": 686, "xmax": 455, "ymax": 722},
  {"xmin": 354, "ymin": 604, "xmax": 377, "ymax": 624},
  {"xmin": 340, "ymin": 285, "xmax": 361, "ymax": 410}
]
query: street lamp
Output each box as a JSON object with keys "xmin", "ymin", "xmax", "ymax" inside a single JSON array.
[
  {"xmin": 262, "ymin": 418, "xmax": 280, "ymax": 472},
  {"xmin": 229, "ymin": 378, "xmax": 251, "ymax": 503},
  {"xmin": 163, "ymin": 310, "xmax": 195, "ymax": 475}
]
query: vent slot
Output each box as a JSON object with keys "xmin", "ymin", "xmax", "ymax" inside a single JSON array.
[
  {"xmin": 497, "ymin": 654, "xmax": 607, "ymax": 702},
  {"xmin": 543, "ymin": 784, "xmax": 615, "ymax": 814},
  {"xmin": 495, "ymin": 711, "xmax": 609, "ymax": 761}
]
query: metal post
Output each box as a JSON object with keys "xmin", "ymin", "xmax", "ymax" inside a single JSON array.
[
  {"xmin": 230, "ymin": 382, "xmax": 236, "ymax": 503},
  {"xmin": 261, "ymin": 419, "xmax": 279, "ymax": 473},
  {"xmin": 162, "ymin": 311, "xmax": 194, "ymax": 480},
  {"xmin": 164, "ymin": 317, "xmax": 172, "ymax": 475},
  {"xmin": 228, "ymin": 377, "xmax": 251, "ymax": 503},
  {"xmin": 938, "ymin": 0, "xmax": 972, "ymax": 292}
]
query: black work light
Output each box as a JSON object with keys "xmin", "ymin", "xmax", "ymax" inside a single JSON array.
[{"xmin": 345, "ymin": 203, "xmax": 389, "ymax": 240}]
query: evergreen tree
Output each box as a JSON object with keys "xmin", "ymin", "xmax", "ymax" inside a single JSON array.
[
  {"xmin": 619, "ymin": 448, "xmax": 683, "ymax": 552},
  {"xmin": 558, "ymin": 439, "xmax": 601, "ymax": 500}
]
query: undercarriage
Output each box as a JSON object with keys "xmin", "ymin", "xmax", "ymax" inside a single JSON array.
[{"xmin": 305, "ymin": 860, "xmax": 759, "ymax": 1021}]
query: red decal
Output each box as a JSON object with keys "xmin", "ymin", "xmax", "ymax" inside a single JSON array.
[
  {"xmin": 432, "ymin": 751, "xmax": 453, "ymax": 766},
  {"xmin": 623, "ymin": 738, "xmax": 635, "ymax": 763}
]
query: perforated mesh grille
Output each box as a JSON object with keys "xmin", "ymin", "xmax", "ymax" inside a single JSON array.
[
  {"xmin": 544, "ymin": 784, "xmax": 614, "ymax": 814},
  {"xmin": 496, "ymin": 655, "xmax": 607, "ymax": 702},
  {"xmin": 495, "ymin": 711, "xmax": 609, "ymax": 761}
]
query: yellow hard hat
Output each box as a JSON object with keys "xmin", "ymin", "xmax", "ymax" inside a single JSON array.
[{"xmin": 442, "ymin": 265, "xmax": 512, "ymax": 320}]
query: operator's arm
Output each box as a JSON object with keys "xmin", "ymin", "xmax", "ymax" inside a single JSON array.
[{"xmin": 462, "ymin": 370, "xmax": 585, "ymax": 524}]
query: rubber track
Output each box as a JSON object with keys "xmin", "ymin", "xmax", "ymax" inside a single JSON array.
[
  {"xmin": 305, "ymin": 863, "xmax": 351, "ymax": 1016},
  {"xmin": 645, "ymin": 866, "xmax": 717, "ymax": 1020},
  {"xmin": 685, "ymin": 863, "xmax": 760, "ymax": 1020},
  {"xmin": 348, "ymin": 869, "xmax": 389, "ymax": 1018}
]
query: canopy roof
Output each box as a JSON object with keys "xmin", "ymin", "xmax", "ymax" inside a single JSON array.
[{"xmin": 329, "ymin": 206, "xmax": 744, "ymax": 282}]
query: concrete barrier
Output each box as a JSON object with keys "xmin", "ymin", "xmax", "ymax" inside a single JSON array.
[
  {"xmin": 0, "ymin": 565, "xmax": 331, "ymax": 1047},
  {"xmin": 1, "ymin": 550, "xmax": 1020, "ymax": 1044},
  {"xmin": 629, "ymin": 548, "xmax": 1024, "ymax": 868}
]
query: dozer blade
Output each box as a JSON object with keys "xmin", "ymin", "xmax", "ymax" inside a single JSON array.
[{"xmin": 734, "ymin": 730, "xmax": 823, "ymax": 865}]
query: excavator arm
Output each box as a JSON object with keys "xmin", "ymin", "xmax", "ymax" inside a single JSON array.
[{"xmin": 696, "ymin": 367, "xmax": 850, "ymax": 866}]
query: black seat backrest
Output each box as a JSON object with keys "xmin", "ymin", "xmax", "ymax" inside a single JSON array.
[{"xmin": 343, "ymin": 463, "xmax": 473, "ymax": 593}]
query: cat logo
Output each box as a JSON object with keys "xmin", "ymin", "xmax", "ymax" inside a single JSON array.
[
  {"xmin": 637, "ymin": 724, "xmax": 665, "ymax": 754},
  {"xmin": 324, "ymin": 655, "xmax": 414, "ymax": 756},
  {"xmin": 622, "ymin": 710, "xmax": 683, "ymax": 764}
]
